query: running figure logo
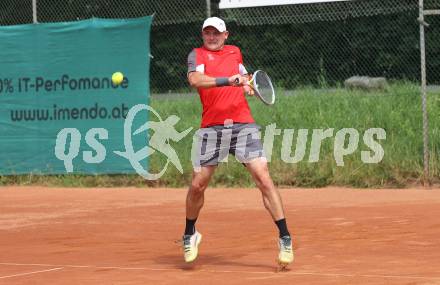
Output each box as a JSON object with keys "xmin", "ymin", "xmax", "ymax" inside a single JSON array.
[{"xmin": 114, "ymin": 104, "xmax": 192, "ymax": 180}]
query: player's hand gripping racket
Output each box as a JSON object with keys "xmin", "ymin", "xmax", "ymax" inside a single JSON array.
[{"xmin": 235, "ymin": 70, "xmax": 276, "ymax": 105}]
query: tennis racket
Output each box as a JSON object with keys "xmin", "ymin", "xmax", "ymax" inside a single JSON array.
[{"xmin": 236, "ymin": 70, "xmax": 276, "ymax": 105}]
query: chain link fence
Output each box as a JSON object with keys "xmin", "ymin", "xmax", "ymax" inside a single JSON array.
[
  {"xmin": 0, "ymin": 0, "xmax": 439, "ymax": 92},
  {"xmin": 220, "ymin": 0, "xmax": 439, "ymax": 89}
]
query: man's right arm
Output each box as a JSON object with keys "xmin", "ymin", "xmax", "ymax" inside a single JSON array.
[
  {"xmin": 188, "ymin": 72, "xmax": 217, "ymax": 88},
  {"xmin": 188, "ymin": 72, "xmax": 246, "ymax": 89}
]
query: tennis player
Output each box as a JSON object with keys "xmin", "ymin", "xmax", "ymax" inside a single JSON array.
[{"xmin": 183, "ymin": 17, "xmax": 294, "ymax": 266}]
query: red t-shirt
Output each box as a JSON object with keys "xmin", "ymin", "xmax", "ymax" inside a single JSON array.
[{"xmin": 187, "ymin": 45, "xmax": 254, "ymax": 128}]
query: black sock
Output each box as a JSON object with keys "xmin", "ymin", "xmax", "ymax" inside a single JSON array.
[
  {"xmin": 275, "ymin": 218, "xmax": 290, "ymax": 238},
  {"xmin": 184, "ymin": 218, "xmax": 197, "ymax": 236}
]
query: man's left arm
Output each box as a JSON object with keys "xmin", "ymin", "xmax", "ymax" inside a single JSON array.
[{"xmin": 238, "ymin": 49, "xmax": 254, "ymax": 96}]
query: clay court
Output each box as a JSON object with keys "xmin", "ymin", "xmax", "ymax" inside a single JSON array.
[{"xmin": 1, "ymin": 187, "xmax": 440, "ymax": 284}]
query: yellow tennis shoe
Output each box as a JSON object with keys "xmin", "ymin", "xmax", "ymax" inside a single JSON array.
[
  {"xmin": 278, "ymin": 235, "xmax": 294, "ymax": 266},
  {"xmin": 182, "ymin": 231, "xmax": 202, "ymax": 263}
]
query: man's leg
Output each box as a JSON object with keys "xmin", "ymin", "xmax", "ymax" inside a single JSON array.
[
  {"xmin": 186, "ymin": 165, "xmax": 217, "ymax": 221},
  {"xmin": 245, "ymin": 158, "xmax": 285, "ymax": 220},
  {"xmin": 183, "ymin": 165, "xmax": 216, "ymax": 263},
  {"xmin": 245, "ymin": 158, "xmax": 294, "ymax": 265}
]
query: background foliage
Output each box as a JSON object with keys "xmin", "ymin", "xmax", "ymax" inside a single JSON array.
[{"xmin": 1, "ymin": 0, "xmax": 439, "ymax": 92}]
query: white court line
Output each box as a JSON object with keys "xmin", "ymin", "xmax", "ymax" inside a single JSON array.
[
  {"xmin": 0, "ymin": 263, "xmax": 172, "ymax": 272},
  {"xmin": 0, "ymin": 262, "xmax": 440, "ymax": 281},
  {"xmin": 0, "ymin": 267, "xmax": 63, "ymax": 279}
]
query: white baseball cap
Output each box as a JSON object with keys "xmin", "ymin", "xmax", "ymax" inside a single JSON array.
[{"xmin": 202, "ymin": 17, "xmax": 227, "ymax": 32}]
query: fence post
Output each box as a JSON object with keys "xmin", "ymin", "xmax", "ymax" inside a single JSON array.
[
  {"xmin": 32, "ymin": 0, "xmax": 38, "ymax": 23},
  {"xmin": 418, "ymin": 0, "xmax": 429, "ymax": 186},
  {"xmin": 206, "ymin": 0, "xmax": 211, "ymax": 17}
]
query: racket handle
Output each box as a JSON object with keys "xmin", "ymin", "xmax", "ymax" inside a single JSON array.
[{"xmin": 234, "ymin": 78, "xmax": 240, "ymax": 85}]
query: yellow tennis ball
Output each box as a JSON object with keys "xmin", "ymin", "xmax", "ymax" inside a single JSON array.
[{"xmin": 112, "ymin": 72, "xmax": 124, "ymax": 85}]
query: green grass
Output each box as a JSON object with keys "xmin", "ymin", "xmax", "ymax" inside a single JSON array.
[
  {"xmin": 2, "ymin": 82, "xmax": 440, "ymax": 188},
  {"xmin": 147, "ymin": 82, "xmax": 440, "ymax": 188}
]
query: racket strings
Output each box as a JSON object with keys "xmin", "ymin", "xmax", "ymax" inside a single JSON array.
[{"xmin": 254, "ymin": 71, "xmax": 275, "ymax": 104}]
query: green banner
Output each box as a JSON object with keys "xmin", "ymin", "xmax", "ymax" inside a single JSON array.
[{"xmin": 0, "ymin": 17, "xmax": 152, "ymax": 174}]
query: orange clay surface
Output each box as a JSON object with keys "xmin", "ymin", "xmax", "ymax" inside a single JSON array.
[{"xmin": 0, "ymin": 187, "xmax": 440, "ymax": 284}]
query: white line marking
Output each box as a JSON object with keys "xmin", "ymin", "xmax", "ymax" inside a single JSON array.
[
  {"xmin": 0, "ymin": 267, "xmax": 63, "ymax": 279},
  {"xmin": 0, "ymin": 263, "xmax": 171, "ymax": 271},
  {"xmin": 0, "ymin": 262, "xmax": 439, "ymax": 281}
]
